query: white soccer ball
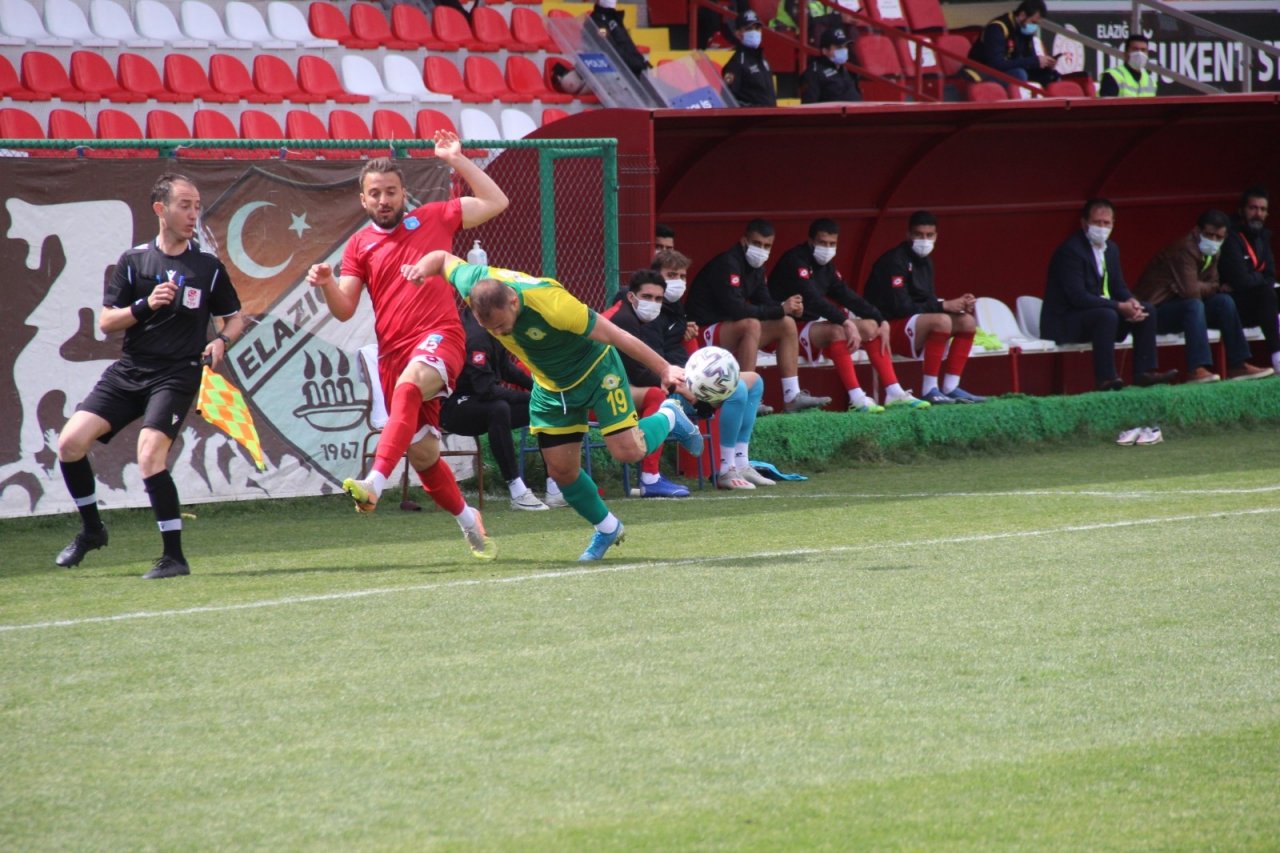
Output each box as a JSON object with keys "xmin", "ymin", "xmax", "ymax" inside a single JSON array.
[{"xmin": 683, "ymin": 346, "xmax": 740, "ymax": 404}]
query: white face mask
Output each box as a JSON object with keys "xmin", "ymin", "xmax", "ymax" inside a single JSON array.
[
  {"xmin": 911, "ymin": 238, "xmax": 935, "ymax": 258},
  {"xmin": 633, "ymin": 299, "xmax": 661, "ymax": 322},
  {"xmin": 1086, "ymin": 224, "xmax": 1112, "ymax": 247},
  {"xmin": 812, "ymin": 245, "xmax": 836, "ymax": 265},
  {"xmin": 663, "ymin": 278, "xmax": 686, "ymax": 301},
  {"xmin": 1198, "ymin": 235, "xmax": 1223, "ymax": 257},
  {"xmin": 741, "ymin": 30, "xmax": 762, "ymax": 49},
  {"xmin": 744, "ymin": 245, "xmax": 770, "ymax": 269},
  {"xmin": 1128, "ymin": 51, "xmax": 1148, "ymax": 71}
]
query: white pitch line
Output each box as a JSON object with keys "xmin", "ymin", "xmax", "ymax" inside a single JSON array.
[
  {"xmin": 706, "ymin": 485, "xmax": 1280, "ymax": 501},
  {"xmin": 3, "ymin": 506, "xmax": 1279, "ymax": 634}
]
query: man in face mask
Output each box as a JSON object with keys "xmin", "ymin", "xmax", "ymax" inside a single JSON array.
[
  {"xmin": 687, "ymin": 219, "xmax": 831, "ymax": 413},
  {"xmin": 651, "ymin": 248, "xmax": 701, "ymax": 362},
  {"xmin": 722, "ymin": 10, "xmax": 776, "ymax": 107},
  {"xmin": 965, "ymin": 0, "xmax": 1058, "ymax": 87},
  {"xmin": 801, "ymin": 27, "xmax": 861, "ymax": 104},
  {"xmin": 1219, "ymin": 186, "xmax": 1280, "ymax": 375},
  {"xmin": 1042, "ymin": 198, "xmax": 1178, "ymax": 391},
  {"xmin": 769, "ymin": 218, "xmax": 930, "ymax": 412},
  {"xmin": 1100, "ymin": 34, "xmax": 1157, "ymax": 98},
  {"xmin": 1132, "ymin": 210, "xmax": 1272, "ymax": 382},
  {"xmin": 863, "ymin": 211, "xmax": 987, "ymax": 404}
]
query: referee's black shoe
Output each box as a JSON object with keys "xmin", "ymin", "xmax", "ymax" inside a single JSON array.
[
  {"xmin": 54, "ymin": 526, "xmax": 108, "ymax": 567},
  {"xmin": 143, "ymin": 555, "xmax": 190, "ymax": 580}
]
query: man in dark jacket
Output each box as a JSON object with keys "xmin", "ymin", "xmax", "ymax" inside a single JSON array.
[
  {"xmin": 801, "ymin": 27, "xmax": 861, "ymax": 104},
  {"xmin": 722, "ymin": 10, "xmax": 776, "ymax": 107},
  {"xmin": 965, "ymin": 0, "xmax": 1058, "ymax": 86},
  {"xmin": 651, "ymin": 248, "xmax": 700, "ymax": 366},
  {"xmin": 1041, "ymin": 198, "xmax": 1176, "ymax": 391},
  {"xmin": 1218, "ymin": 185, "xmax": 1280, "ymax": 375},
  {"xmin": 590, "ymin": 0, "xmax": 650, "ymax": 78}
]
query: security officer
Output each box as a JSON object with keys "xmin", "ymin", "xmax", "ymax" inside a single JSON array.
[
  {"xmin": 800, "ymin": 26, "xmax": 861, "ymax": 103},
  {"xmin": 1099, "ymin": 34, "xmax": 1158, "ymax": 97},
  {"xmin": 590, "ymin": 0, "xmax": 650, "ymax": 78},
  {"xmin": 965, "ymin": 0, "xmax": 1058, "ymax": 86},
  {"xmin": 722, "ymin": 10, "xmax": 776, "ymax": 107}
]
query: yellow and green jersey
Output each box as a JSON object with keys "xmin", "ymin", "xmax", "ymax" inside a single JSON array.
[{"xmin": 445, "ymin": 259, "xmax": 610, "ymax": 392}]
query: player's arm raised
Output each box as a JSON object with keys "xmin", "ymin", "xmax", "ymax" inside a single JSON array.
[
  {"xmin": 433, "ymin": 131, "xmax": 509, "ymax": 229},
  {"xmin": 401, "ymin": 249, "xmax": 459, "ymax": 286},
  {"xmin": 307, "ymin": 263, "xmax": 363, "ymax": 321},
  {"xmin": 589, "ymin": 313, "xmax": 685, "ymax": 393}
]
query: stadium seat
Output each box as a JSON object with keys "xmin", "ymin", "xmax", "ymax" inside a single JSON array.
[
  {"xmin": 465, "ymin": 56, "xmax": 534, "ymax": 103},
  {"xmin": 226, "ymin": 0, "xmax": 294, "ymax": 48},
  {"xmin": 135, "ymin": 0, "xmax": 208, "ymax": 48},
  {"xmin": 1, "ymin": 0, "xmax": 72, "ymax": 46},
  {"xmin": 210, "ymin": 53, "xmax": 282, "ymax": 103},
  {"xmin": 350, "ymin": 2, "xmax": 417, "ymax": 49},
  {"xmin": 21, "ymin": 51, "xmax": 100, "ymax": 102},
  {"xmin": 541, "ymin": 107, "xmax": 569, "ymax": 125},
  {"xmin": 164, "ymin": 54, "xmax": 237, "ymax": 103},
  {"xmin": 194, "ymin": 107, "xmax": 260, "ymax": 159},
  {"xmin": 328, "ymin": 108, "xmax": 384, "ymax": 158},
  {"xmin": 297, "ymin": 55, "xmax": 369, "ymax": 104},
  {"xmin": 966, "ymin": 81, "xmax": 1007, "ymax": 102},
  {"xmin": 415, "ymin": 108, "xmax": 486, "ymax": 158},
  {"xmin": 0, "ymin": 107, "xmax": 74, "ymax": 156},
  {"xmin": 472, "ymin": 7, "xmax": 532, "ymax": 52},
  {"xmin": 459, "ymin": 107, "xmax": 500, "ymax": 144},
  {"xmin": 1045, "ymin": 80, "xmax": 1085, "ymax": 98},
  {"xmin": 974, "ymin": 297, "xmax": 1055, "ymax": 352},
  {"xmin": 94, "ymin": 107, "xmax": 149, "ymax": 156},
  {"xmin": 254, "ymin": 55, "xmax": 324, "ymax": 104},
  {"xmin": 70, "ymin": 51, "xmax": 144, "ymax": 103},
  {"xmin": 308, "ymin": 0, "xmax": 378, "ymax": 49},
  {"xmin": 424, "ymin": 56, "xmax": 487, "ymax": 103},
  {"xmin": 266, "ymin": 0, "xmax": 337, "ymax": 48},
  {"xmin": 180, "ymin": 0, "xmax": 252, "ymax": 49},
  {"xmin": 863, "ymin": 0, "xmax": 910, "ymax": 30},
  {"xmin": 372, "ymin": 108, "xmax": 421, "ymax": 155},
  {"xmin": 499, "ymin": 108, "xmax": 537, "ymax": 140},
  {"xmin": 433, "ymin": 5, "xmax": 496, "ymax": 52},
  {"xmin": 285, "ymin": 108, "xmax": 356, "ymax": 159},
  {"xmin": 510, "ymin": 8, "xmax": 558, "ymax": 52},
  {"xmin": 390, "ymin": 4, "xmax": 447, "ymax": 50},
  {"xmin": 118, "ymin": 52, "xmax": 188, "ymax": 103},
  {"xmin": 854, "ymin": 35, "xmax": 906, "ymax": 101},
  {"xmin": 544, "ymin": 57, "xmax": 599, "ymax": 104},
  {"xmin": 145, "ymin": 108, "xmax": 191, "ymax": 141},
  {"xmin": 340, "ymin": 54, "xmax": 411, "ymax": 103},
  {"xmin": 47, "ymin": 108, "xmax": 95, "ymax": 140},
  {"xmin": 45, "ymin": 0, "xmax": 118, "ymax": 46},
  {"xmin": 505, "ymin": 55, "xmax": 572, "ymax": 104},
  {"xmin": 0, "ymin": 54, "xmax": 49, "ymax": 100},
  {"xmin": 88, "ymin": 0, "xmax": 163, "ymax": 48},
  {"xmin": 382, "ymin": 54, "xmax": 451, "ymax": 103}
]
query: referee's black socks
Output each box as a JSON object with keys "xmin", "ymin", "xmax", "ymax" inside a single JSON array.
[
  {"xmin": 60, "ymin": 457, "xmax": 103, "ymax": 532},
  {"xmin": 143, "ymin": 471, "xmax": 186, "ymax": 563}
]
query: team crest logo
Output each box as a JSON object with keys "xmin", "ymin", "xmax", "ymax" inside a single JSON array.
[
  {"xmin": 403, "ymin": 216, "xmax": 420, "ymax": 231},
  {"xmin": 729, "ymin": 274, "xmax": 741, "ymax": 287},
  {"xmin": 471, "ymin": 351, "xmax": 486, "ymax": 365},
  {"xmin": 602, "ymin": 373, "xmax": 621, "ymax": 391},
  {"xmin": 526, "ymin": 327, "xmax": 546, "ymax": 340},
  {"xmin": 182, "ymin": 285, "xmax": 202, "ymax": 310},
  {"xmin": 891, "ymin": 275, "xmax": 905, "ymax": 288},
  {"xmin": 799, "ymin": 268, "xmax": 811, "ymax": 279}
]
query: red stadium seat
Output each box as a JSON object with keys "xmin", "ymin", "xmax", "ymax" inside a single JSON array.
[
  {"xmin": 433, "ymin": 5, "xmax": 496, "ymax": 52},
  {"xmin": 297, "ymin": 55, "xmax": 370, "ymax": 104},
  {"xmin": 1, "ymin": 55, "xmax": 49, "ymax": 101},
  {"xmin": 47, "ymin": 108, "xmax": 94, "ymax": 140},
  {"xmin": 966, "ymin": 81, "xmax": 1007, "ymax": 102},
  {"xmin": 118, "ymin": 53, "xmax": 188, "ymax": 103},
  {"xmin": 308, "ymin": 0, "xmax": 378, "ymax": 48},
  {"xmin": 1045, "ymin": 80, "xmax": 1085, "ymax": 98},
  {"xmin": 254, "ymin": 55, "xmax": 324, "ymax": 104},
  {"xmin": 855, "ymin": 34, "xmax": 906, "ymax": 101},
  {"xmin": 424, "ymin": 56, "xmax": 487, "ymax": 103},
  {"xmin": 506, "ymin": 55, "xmax": 572, "ymax": 104},
  {"xmin": 243, "ymin": 108, "xmax": 315, "ymax": 159},
  {"xmin": 349, "ymin": 2, "xmax": 417, "ymax": 49},
  {"xmin": 372, "ymin": 108, "xmax": 420, "ymax": 156},
  {"xmin": 95, "ymin": 108, "xmax": 150, "ymax": 157},
  {"xmin": 472, "ymin": 7, "xmax": 532, "ymax": 52},
  {"xmin": 328, "ymin": 108, "xmax": 383, "ymax": 158},
  {"xmin": 70, "ymin": 51, "xmax": 145, "ymax": 103},
  {"xmin": 415, "ymin": 108, "xmax": 486, "ymax": 158},
  {"xmin": 544, "ymin": 57, "xmax": 599, "ymax": 104},
  {"xmin": 164, "ymin": 54, "xmax": 237, "ymax": 103},
  {"xmin": 194, "ymin": 107, "xmax": 264, "ymax": 159},
  {"xmin": 863, "ymin": 0, "xmax": 910, "ymax": 30},
  {"xmin": 902, "ymin": 0, "xmax": 947, "ymax": 32},
  {"xmin": 934, "ymin": 33, "xmax": 972, "ymax": 77},
  {"xmin": 465, "ymin": 55, "xmax": 533, "ymax": 103},
  {"xmin": 390, "ymin": 3, "xmax": 447, "ymax": 49},
  {"xmin": 210, "ymin": 53, "xmax": 282, "ymax": 103},
  {"xmin": 21, "ymin": 51, "xmax": 100, "ymax": 102},
  {"xmin": 511, "ymin": 0, "xmax": 540, "ymax": 8},
  {"xmin": 145, "ymin": 108, "xmax": 192, "ymax": 139},
  {"xmin": 542, "ymin": 107, "xmax": 569, "ymax": 125},
  {"xmin": 510, "ymin": 8, "xmax": 558, "ymax": 52},
  {"xmin": 286, "ymin": 108, "xmax": 356, "ymax": 159},
  {"xmin": 1, "ymin": 107, "xmax": 75, "ymax": 157}
]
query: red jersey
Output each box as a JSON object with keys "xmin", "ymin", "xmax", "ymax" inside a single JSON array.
[{"xmin": 341, "ymin": 198, "xmax": 465, "ymax": 365}]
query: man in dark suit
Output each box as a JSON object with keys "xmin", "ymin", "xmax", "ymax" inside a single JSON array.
[{"xmin": 1042, "ymin": 198, "xmax": 1177, "ymax": 391}]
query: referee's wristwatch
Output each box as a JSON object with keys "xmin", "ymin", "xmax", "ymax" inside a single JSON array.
[{"xmin": 215, "ymin": 333, "xmax": 231, "ymax": 347}]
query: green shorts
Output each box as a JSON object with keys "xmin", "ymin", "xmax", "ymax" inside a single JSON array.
[{"xmin": 529, "ymin": 349, "xmax": 640, "ymax": 436}]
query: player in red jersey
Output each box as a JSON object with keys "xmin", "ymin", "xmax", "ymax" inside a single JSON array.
[{"xmin": 306, "ymin": 131, "xmax": 508, "ymax": 560}]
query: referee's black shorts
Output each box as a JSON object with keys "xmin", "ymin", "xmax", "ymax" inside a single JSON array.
[{"xmin": 79, "ymin": 357, "xmax": 202, "ymax": 443}]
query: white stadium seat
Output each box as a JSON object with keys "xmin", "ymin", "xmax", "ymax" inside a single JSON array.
[
  {"xmin": 974, "ymin": 296, "xmax": 1056, "ymax": 351},
  {"xmin": 341, "ymin": 55, "xmax": 412, "ymax": 103},
  {"xmin": 225, "ymin": 0, "xmax": 294, "ymax": 49},
  {"xmin": 89, "ymin": 0, "xmax": 164, "ymax": 47},
  {"xmin": 500, "ymin": 108, "xmax": 538, "ymax": 140},
  {"xmin": 383, "ymin": 55, "xmax": 451, "ymax": 103},
  {"xmin": 460, "ymin": 108, "xmax": 501, "ymax": 143},
  {"xmin": 1, "ymin": 0, "xmax": 73, "ymax": 45},
  {"xmin": 180, "ymin": 0, "xmax": 252, "ymax": 49},
  {"xmin": 135, "ymin": 0, "xmax": 208, "ymax": 48},
  {"xmin": 44, "ymin": 0, "xmax": 119, "ymax": 46},
  {"xmin": 266, "ymin": 0, "xmax": 338, "ymax": 49}
]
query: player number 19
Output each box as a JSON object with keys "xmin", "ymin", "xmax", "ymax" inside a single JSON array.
[{"xmin": 606, "ymin": 388, "xmax": 629, "ymax": 416}]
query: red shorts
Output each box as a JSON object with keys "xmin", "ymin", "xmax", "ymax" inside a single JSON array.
[
  {"xmin": 887, "ymin": 316, "xmax": 923, "ymax": 359},
  {"xmin": 378, "ymin": 328, "xmax": 465, "ymax": 440}
]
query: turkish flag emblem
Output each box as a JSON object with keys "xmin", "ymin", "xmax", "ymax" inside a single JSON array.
[
  {"xmin": 471, "ymin": 351, "xmax": 487, "ymax": 366},
  {"xmin": 729, "ymin": 274, "xmax": 741, "ymax": 287},
  {"xmin": 891, "ymin": 275, "xmax": 905, "ymax": 288},
  {"xmin": 799, "ymin": 268, "xmax": 811, "ymax": 279}
]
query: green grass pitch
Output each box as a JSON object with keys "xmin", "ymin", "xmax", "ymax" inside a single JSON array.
[{"xmin": 2, "ymin": 429, "xmax": 1278, "ymax": 849}]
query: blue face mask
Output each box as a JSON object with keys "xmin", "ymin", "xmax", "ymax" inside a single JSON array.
[
  {"xmin": 1020, "ymin": 22, "xmax": 1038, "ymax": 36},
  {"xmin": 832, "ymin": 47, "xmax": 849, "ymax": 65},
  {"xmin": 742, "ymin": 30, "xmax": 762, "ymax": 49}
]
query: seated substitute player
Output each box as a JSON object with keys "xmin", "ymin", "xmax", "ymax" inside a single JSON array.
[
  {"xmin": 686, "ymin": 218, "xmax": 831, "ymax": 413},
  {"xmin": 769, "ymin": 218, "xmax": 930, "ymax": 412},
  {"xmin": 863, "ymin": 211, "xmax": 987, "ymax": 405},
  {"xmin": 403, "ymin": 250, "xmax": 704, "ymax": 562}
]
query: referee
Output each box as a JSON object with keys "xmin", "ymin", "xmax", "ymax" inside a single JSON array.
[{"xmin": 53, "ymin": 172, "xmax": 244, "ymax": 580}]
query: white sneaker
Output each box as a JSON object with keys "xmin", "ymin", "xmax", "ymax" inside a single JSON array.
[
  {"xmin": 716, "ymin": 471, "xmax": 755, "ymax": 490},
  {"xmin": 1136, "ymin": 426, "xmax": 1163, "ymax": 446},
  {"xmin": 736, "ymin": 465, "xmax": 774, "ymax": 487},
  {"xmin": 1116, "ymin": 427, "xmax": 1143, "ymax": 446},
  {"xmin": 510, "ymin": 490, "xmax": 550, "ymax": 511},
  {"xmin": 542, "ymin": 491, "xmax": 568, "ymax": 509},
  {"xmin": 884, "ymin": 388, "xmax": 931, "ymax": 409}
]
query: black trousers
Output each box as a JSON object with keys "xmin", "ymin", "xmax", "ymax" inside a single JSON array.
[
  {"xmin": 1055, "ymin": 305, "xmax": 1158, "ymax": 383},
  {"xmin": 440, "ymin": 391, "xmax": 530, "ymax": 483},
  {"xmin": 1227, "ymin": 284, "xmax": 1280, "ymax": 355}
]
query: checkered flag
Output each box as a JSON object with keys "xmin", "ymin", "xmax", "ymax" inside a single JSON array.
[{"xmin": 197, "ymin": 366, "xmax": 266, "ymax": 472}]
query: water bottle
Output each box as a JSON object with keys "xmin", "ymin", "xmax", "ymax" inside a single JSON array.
[{"xmin": 467, "ymin": 239, "xmax": 487, "ymax": 267}]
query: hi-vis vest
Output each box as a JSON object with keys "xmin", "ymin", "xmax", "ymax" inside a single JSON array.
[{"xmin": 1103, "ymin": 63, "xmax": 1157, "ymax": 97}]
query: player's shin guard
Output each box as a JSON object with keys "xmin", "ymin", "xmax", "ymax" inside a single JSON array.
[
  {"xmin": 639, "ymin": 387, "xmax": 666, "ymax": 475},
  {"xmin": 373, "ymin": 382, "xmax": 423, "ymax": 479},
  {"xmin": 922, "ymin": 331, "xmax": 950, "ymax": 380},
  {"xmin": 943, "ymin": 331, "xmax": 975, "ymax": 378},
  {"xmin": 143, "ymin": 470, "xmax": 184, "ymax": 562},
  {"xmin": 824, "ymin": 343, "xmax": 861, "ymax": 391},
  {"xmin": 60, "ymin": 457, "xmax": 103, "ymax": 531},
  {"xmin": 636, "ymin": 411, "xmax": 672, "ymax": 455},
  {"xmin": 561, "ymin": 470, "xmax": 609, "ymax": 525},
  {"xmin": 417, "ymin": 458, "xmax": 466, "ymax": 516}
]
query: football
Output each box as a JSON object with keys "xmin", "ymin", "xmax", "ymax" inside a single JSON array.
[{"xmin": 683, "ymin": 346, "xmax": 740, "ymax": 404}]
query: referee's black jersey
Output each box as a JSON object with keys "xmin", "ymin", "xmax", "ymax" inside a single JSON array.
[{"xmin": 104, "ymin": 239, "xmax": 241, "ymax": 362}]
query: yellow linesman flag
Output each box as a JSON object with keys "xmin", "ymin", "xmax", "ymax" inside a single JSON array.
[{"xmin": 197, "ymin": 366, "xmax": 266, "ymax": 471}]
